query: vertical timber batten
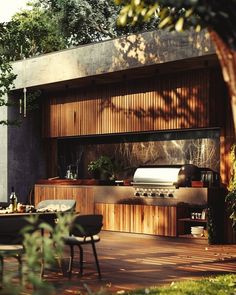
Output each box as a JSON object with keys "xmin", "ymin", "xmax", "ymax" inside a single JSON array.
[{"xmin": 42, "ymin": 68, "xmax": 213, "ymax": 138}]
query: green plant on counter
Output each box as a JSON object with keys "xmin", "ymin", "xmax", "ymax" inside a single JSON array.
[
  {"xmin": 88, "ymin": 155, "xmax": 116, "ymax": 180},
  {"xmin": 226, "ymin": 144, "xmax": 236, "ymax": 230}
]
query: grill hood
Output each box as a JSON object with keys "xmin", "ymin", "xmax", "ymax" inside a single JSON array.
[
  {"xmin": 133, "ymin": 164, "xmax": 201, "ymax": 187},
  {"xmin": 133, "ymin": 165, "xmax": 182, "ymax": 186}
]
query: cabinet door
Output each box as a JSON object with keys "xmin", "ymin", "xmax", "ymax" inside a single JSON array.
[
  {"xmin": 42, "ymin": 97, "xmax": 61, "ymax": 138},
  {"xmin": 74, "ymin": 187, "xmax": 95, "ymax": 214},
  {"xmin": 34, "ymin": 185, "xmax": 56, "ymax": 203},
  {"xmin": 95, "ymin": 203, "xmax": 177, "ymax": 236},
  {"xmin": 34, "ymin": 185, "xmax": 94, "ymax": 214},
  {"xmin": 60, "ymin": 99, "xmax": 78, "ymax": 137}
]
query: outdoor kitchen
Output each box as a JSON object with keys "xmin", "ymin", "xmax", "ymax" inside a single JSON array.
[
  {"xmin": 6, "ymin": 29, "xmax": 232, "ymax": 243},
  {"xmin": 1, "ymin": 2, "xmax": 236, "ymax": 293},
  {"xmin": 35, "ymin": 127, "xmax": 225, "ymax": 242}
]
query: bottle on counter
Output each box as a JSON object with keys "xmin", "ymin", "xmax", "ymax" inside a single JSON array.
[{"xmin": 9, "ymin": 186, "xmax": 18, "ymax": 212}]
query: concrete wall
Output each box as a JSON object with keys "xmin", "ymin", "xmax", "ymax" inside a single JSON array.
[
  {"xmin": 7, "ymin": 102, "xmax": 47, "ymax": 204},
  {"xmin": 0, "ymin": 98, "xmax": 8, "ymax": 203},
  {"xmin": 12, "ymin": 29, "xmax": 215, "ymax": 90}
]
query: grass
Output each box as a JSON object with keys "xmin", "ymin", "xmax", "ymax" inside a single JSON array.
[{"xmin": 123, "ymin": 274, "xmax": 236, "ymax": 295}]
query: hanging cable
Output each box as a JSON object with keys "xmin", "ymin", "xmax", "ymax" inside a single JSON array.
[
  {"xmin": 23, "ymin": 87, "xmax": 27, "ymax": 117},
  {"xmin": 19, "ymin": 98, "xmax": 22, "ymax": 114},
  {"xmin": 22, "ymin": 56, "xmax": 27, "ymax": 118}
]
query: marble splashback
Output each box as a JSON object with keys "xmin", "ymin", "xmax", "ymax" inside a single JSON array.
[{"xmin": 58, "ymin": 130, "xmax": 220, "ymax": 179}]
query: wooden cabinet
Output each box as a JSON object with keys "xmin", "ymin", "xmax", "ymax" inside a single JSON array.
[
  {"xmin": 94, "ymin": 203, "xmax": 177, "ymax": 237},
  {"xmin": 35, "ymin": 184, "xmax": 225, "ymax": 241},
  {"xmin": 177, "ymin": 205, "xmax": 207, "ymax": 238},
  {"xmin": 34, "ymin": 185, "xmax": 94, "ymax": 214},
  {"xmin": 42, "ymin": 96, "xmax": 103, "ymax": 138},
  {"xmin": 35, "ymin": 184, "xmax": 178, "ymax": 237}
]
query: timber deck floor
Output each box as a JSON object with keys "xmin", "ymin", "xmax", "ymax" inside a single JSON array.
[
  {"xmin": 4, "ymin": 231, "xmax": 236, "ymax": 294},
  {"xmin": 48, "ymin": 231, "xmax": 236, "ymax": 294}
]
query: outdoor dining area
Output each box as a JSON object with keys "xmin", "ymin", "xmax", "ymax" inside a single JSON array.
[
  {"xmin": 0, "ymin": 199, "xmax": 104, "ymax": 293},
  {"xmin": 1, "ymin": 143, "xmax": 236, "ymax": 294},
  {"xmin": 1, "ymin": 213, "xmax": 236, "ymax": 294}
]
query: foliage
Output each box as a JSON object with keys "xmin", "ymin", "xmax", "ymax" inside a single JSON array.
[
  {"xmin": 0, "ymin": 213, "xmax": 73, "ymax": 294},
  {"xmin": 0, "ymin": 32, "xmax": 17, "ymax": 125},
  {"xmin": 88, "ymin": 155, "xmax": 117, "ymax": 180},
  {"xmin": 124, "ymin": 274, "xmax": 236, "ymax": 295},
  {"xmin": 2, "ymin": 4, "xmax": 67, "ymax": 61},
  {"xmin": 1, "ymin": 0, "xmax": 158, "ymax": 61},
  {"xmin": 115, "ymin": 0, "xmax": 236, "ymax": 50},
  {"xmin": 36, "ymin": 0, "xmax": 159, "ymax": 47},
  {"xmin": 206, "ymin": 207, "xmax": 217, "ymax": 244},
  {"xmin": 227, "ymin": 144, "xmax": 236, "ymax": 192},
  {"xmin": 226, "ymin": 144, "xmax": 236, "ymax": 230}
]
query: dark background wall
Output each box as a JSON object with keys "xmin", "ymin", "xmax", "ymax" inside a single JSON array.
[
  {"xmin": 7, "ymin": 100, "xmax": 47, "ymax": 204},
  {"xmin": 58, "ymin": 128, "xmax": 220, "ymax": 180}
]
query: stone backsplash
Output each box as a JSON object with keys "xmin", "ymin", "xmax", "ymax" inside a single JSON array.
[{"xmin": 58, "ymin": 129, "xmax": 220, "ymax": 179}]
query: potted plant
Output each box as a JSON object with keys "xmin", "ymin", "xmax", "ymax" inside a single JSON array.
[
  {"xmin": 226, "ymin": 144, "xmax": 236, "ymax": 231},
  {"xmin": 88, "ymin": 156, "xmax": 116, "ymax": 181}
]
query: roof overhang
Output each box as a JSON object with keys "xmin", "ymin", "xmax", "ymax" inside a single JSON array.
[{"xmin": 11, "ymin": 29, "xmax": 217, "ymax": 92}]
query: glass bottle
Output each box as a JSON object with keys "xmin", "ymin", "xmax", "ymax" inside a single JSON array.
[{"xmin": 9, "ymin": 186, "xmax": 18, "ymax": 212}]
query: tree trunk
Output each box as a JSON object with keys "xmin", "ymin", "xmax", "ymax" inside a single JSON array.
[{"xmin": 209, "ymin": 30, "xmax": 236, "ymax": 134}]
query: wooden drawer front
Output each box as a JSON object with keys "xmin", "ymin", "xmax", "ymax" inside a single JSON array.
[{"xmin": 95, "ymin": 203, "xmax": 177, "ymax": 237}]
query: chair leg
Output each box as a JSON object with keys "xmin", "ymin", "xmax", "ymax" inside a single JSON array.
[
  {"xmin": 78, "ymin": 245, "xmax": 83, "ymax": 276},
  {"xmin": 67, "ymin": 245, "xmax": 74, "ymax": 277},
  {"xmin": 0, "ymin": 256, "xmax": 3, "ymax": 287},
  {"xmin": 91, "ymin": 242, "xmax": 101, "ymax": 279},
  {"xmin": 15, "ymin": 255, "xmax": 22, "ymax": 284}
]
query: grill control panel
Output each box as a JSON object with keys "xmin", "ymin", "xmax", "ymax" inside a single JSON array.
[{"xmin": 134, "ymin": 187, "xmax": 176, "ymax": 198}]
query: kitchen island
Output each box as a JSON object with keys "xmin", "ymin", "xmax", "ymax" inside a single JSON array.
[{"xmin": 34, "ymin": 180, "xmax": 225, "ymax": 240}]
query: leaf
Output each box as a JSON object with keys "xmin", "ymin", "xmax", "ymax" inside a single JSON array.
[
  {"xmin": 141, "ymin": 8, "xmax": 147, "ymax": 17},
  {"xmin": 128, "ymin": 9, "xmax": 133, "ymax": 18},
  {"xmin": 38, "ymin": 222, "xmax": 54, "ymax": 232},
  {"xmin": 20, "ymin": 225, "xmax": 35, "ymax": 234},
  {"xmin": 159, "ymin": 16, "xmax": 172, "ymax": 29},
  {"xmin": 133, "ymin": 0, "xmax": 141, "ymax": 6},
  {"xmin": 185, "ymin": 9, "xmax": 193, "ymax": 18},
  {"xmin": 195, "ymin": 24, "xmax": 201, "ymax": 32},
  {"xmin": 175, "ymin": 17, "xmax": 184, "ymax": 32},
  {"xmin": 144, "ymin": 4, "xmax": 159, "ymax": 21}
]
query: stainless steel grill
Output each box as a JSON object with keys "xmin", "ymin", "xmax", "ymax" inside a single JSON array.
[{"xmin": 132, "ymin": 165, "xmax": 181, "ymax": 198}]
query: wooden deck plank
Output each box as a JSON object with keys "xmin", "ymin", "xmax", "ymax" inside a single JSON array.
[
  {"xmin": 46, "ymin": 231, "xmax": 236, "ymax": 294},
  {"xmin": 4, "ymin": 231, "xmax": 236, "ymax": 294}
]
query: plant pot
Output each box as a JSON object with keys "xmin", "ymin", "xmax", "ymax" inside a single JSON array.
[{"xmin": 99, "ymin": 171, "xmax": 110, "ymax": 181}]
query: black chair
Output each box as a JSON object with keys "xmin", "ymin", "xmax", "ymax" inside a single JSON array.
[
  {"xmin": 0, "ymin": 216, "xmax": 28, "ymax": 285},
  {"xmin": 63, "ymin": 214, "xmax": 103, "ymax": 278}
]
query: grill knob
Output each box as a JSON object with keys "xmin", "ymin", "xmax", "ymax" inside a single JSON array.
[
  {"xmin": 168, "ymin": 193, "xmax": 174, "ymax": 198},
  {"xmin": 143, "ymin": 192, "xmax": 148, "ymax": 197},
  {"xmin": 150, "ymin": 192, "xmax": 156, "ymax": 197},
  {"xmin": 135, "ymin": 192, "xmax": 140, "ymax": 197},
  {"xmin": 160, "ymin": 193, "xmax": 165, "ymax": 197}
]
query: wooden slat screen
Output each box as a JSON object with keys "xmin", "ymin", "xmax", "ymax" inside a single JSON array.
[{"xmin": 42, "ymin": 68, "xmax": 213, "ymax": 138}]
